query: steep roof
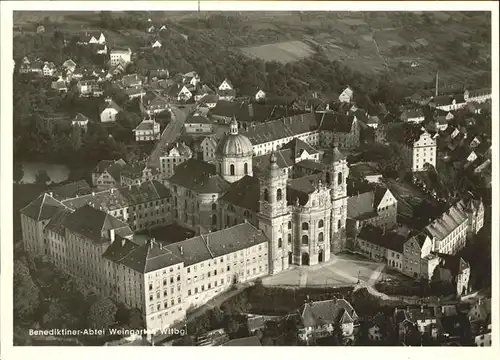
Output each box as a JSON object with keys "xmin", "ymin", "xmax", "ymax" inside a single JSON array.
[
  {"xmin": 50, "ymin": 180, "xmax": 92, "ymax": 201},
  {"xmin": 317, "ymin": 112, "xmax": 356, "ymax": 133},
  {"xmin": 299, "ymin": 299, "xmax": 358, "ymax": 328},
  {"xmin": 280, "ymin": 137, "xmax": 318, "ymax": 158},
  {"xmin": 241, "ymin": 112, "xmax": 317, "ymax": 145},
  {"xmin": 168, "ymin": 159, "xmax": 230, "ymax": 194},
  {"xmin": 63, "ymin": 205, "xmax": 131, "ymax": 243},
  {"xmin": 45, "ymin": 208, "xmax": 73, "ymax": 236},
  {"xmin": 186, "ymin": 113, "xmax": 211, "ymax": 124},
  {"xmin": 107, "ymin": 222, "xmax": 268, "ymax": 273},
  {"xmin": 20, "ymin": 193, "xmax": 67, "ymax": 221},
  {"xmin": 357, "ymin": 225, "xmax": 405, "ymax": 253},
  {"xmin": 253, "ymin": 149, "xmax": 294, "ymax": 172},
  {"xmin": 287, "ymin": 173, "xmax": 323, "ymax": 206},
  {"xmin": 424, "ymin": 203, "xmax": 468, "ymax": 242},
  {"xmin": 220, "ymin": 175, "xmax": 260, "ymax": 212},
  {"xmin": 347, "ymin": 191, "xmax": 376, "ymax": 220}
]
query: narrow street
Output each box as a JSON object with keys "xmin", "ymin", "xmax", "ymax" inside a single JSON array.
[{"xmin": 147, "ymin": 92, "xmax": 192, "ymax": 169}]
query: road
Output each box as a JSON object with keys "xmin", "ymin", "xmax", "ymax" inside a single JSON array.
[{"xmin": 147, "ymin": 92, "xmax": 192, "ymax": 169}]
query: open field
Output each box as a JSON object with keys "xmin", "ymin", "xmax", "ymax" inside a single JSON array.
[
  {"xmin": 13, "ymin": 11, "xmax": 490, "ymax": 87},
  {"xmin": 240, "ymin": 40, "xmax": 315, "ymax": 63}
]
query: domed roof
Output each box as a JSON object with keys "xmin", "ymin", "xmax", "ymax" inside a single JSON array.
[{"xmin": 216, "ymin": 118, "xmax": 253, "ymax": 158}]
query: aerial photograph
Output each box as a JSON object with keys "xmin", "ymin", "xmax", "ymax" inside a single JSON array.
[{"xmin": 10, "ymin": 8, "xmax": 493, "ymax": 347}]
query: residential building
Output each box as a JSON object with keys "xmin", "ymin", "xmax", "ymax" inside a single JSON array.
[
  {"xmin": 403, "ymin": 128, "xmax": 437, "ymax": 172},
  {"xmin": 92, "ymin": 159, "xmax": 128, "ymax": 188},
  {"xmin": 402, "ymin": 232, "xmax": 433, "ymax": 278},
  {"xmin": 475, "ymin": 324, "xmax": 492, "ymax": 347},
  {"xmin": 77, "ymin": 77, "xmax": 99, "ymax": 97},
  {"xmin": 422, "ymin": 252, "xmax": 470, "ymax": 295},
  {"xmin": 51, "ymin": 76, "xmax": 68, "ymax": 93},
  {"xmin": 242, "ymin": 113, "xmax": 320, "ymax": 156},
  {"xmin": 42, "ymin": 62, "xmax": 56, "ymax": 76},
  {"xmin": 298, "ymin": 299, "xmax": 359, "ymax": 344},
  {"xmin": 400, "ymin": 108, "xmax": 425, "ymax": 124},
  {"xmin": 110, "ymin": 48, "xmax": 132, "ymax": 67},
  {"xmin": 200, "ymin": 135, "xmax": 219, "ymax": 163},
  {"xmin": 425, "ymin": 202, "xmax": 468, "ymax": 255},
  {"xmin": 166, "ymin": 84, "xmax": 193, "ymax": 103},
  {"xmin": 347, "ymin": 186, "xmax": 398, "ymax": 236},
  {"xmin": 184, "ymin": 113, "xmax": 213, "ymax": 134},
  {"xmin": 349, "ymin": 162, "xmax": 382, "ymax": 183},
  {"xmin": 100, "ymin": 98, "xmax": 122, "ymax": 123},
  {"xmin": 143, "ymin": 95, "xmax": 170, "ymax": 115},
  {"xmin": 464, "ymin": 88, "xmax": 491, "ymax": 104},
  {"xmin": 317, "ymin": 112, "xmax": 360, "ymax": 150},
  {"xmin": 62, "ymin": 59, "xmax": 77, "ymax": 73},
  {"xmin": 71, "ymin": 113, "xmax": 89, "ymax": 132},
  {"xmin": 159, "ymin": 142, "xmax": 193, "ymax": 179},
  {"xmin": 151, "ymin": 40, "xmax": 162, "ymax": 48},
  {"xmin": 338, "ymin": 87, "xmax": 354, "ymax": 104},
  {"xmin": 217, "ymin": 79, "xmax": 236, "ymax": 101},
  {"xmin": 122, "ymin": 74, "xmax": 142, "ymax": 88},
  {"xmin": 133, "ymin": 118, "xmax": 161, "ymax": 142},
  {"xmin": 355, "ymin": 225, "xmax": 405, "ymax": 271}
]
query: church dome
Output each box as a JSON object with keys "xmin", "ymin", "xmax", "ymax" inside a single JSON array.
[{"xmin": 216, "ymin": 118, "xmax": 253, "ymax": 158}]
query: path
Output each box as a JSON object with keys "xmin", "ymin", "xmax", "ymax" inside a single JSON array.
[
  {"xmin": 147, "ymin": 101, "xmax": 190, "ymax": 169},
  {"xmin": 368, "ymin": 264, "xmax": 386, "ymax": 286}
]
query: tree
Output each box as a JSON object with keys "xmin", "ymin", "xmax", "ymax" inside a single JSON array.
[
  {"xmin": 35, "ymin": 170, "xmax": 51, "ymax": 185},
  {"xmin": 14, "ymin": 162, "xmax": 24, "ymax": 183},
  {"xmin": 87, "ymin": 297, "xmax": 118, "ymax": 330},
  {"xmin": 13, "ymin": 260, "xmax": 40, "ymax": 321}
]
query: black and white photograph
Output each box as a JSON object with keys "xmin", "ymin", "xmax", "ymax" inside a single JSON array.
[{"xmin": 0, "ymin": 0, "xmax": 498, "ymax": 355}]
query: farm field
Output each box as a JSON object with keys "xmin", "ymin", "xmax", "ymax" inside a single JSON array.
[{"xmin": 239, "ymin": 40, "xmax": 315, "ymax": 63}]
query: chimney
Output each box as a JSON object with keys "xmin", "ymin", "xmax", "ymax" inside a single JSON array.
[
  {"xmin": 421, "ymin": 305, "xmax": 424, "ymax": 313},
  {"xmin": 180, "ymin": 245, "xmax": 183, "ymax": 255},
  {"xmin": 121, "ymin": 238, "xmax": 126, "ymax": 247},
  {"xmin": 110, "ymin": 228, "xmax": 115, "ymax": 243}
]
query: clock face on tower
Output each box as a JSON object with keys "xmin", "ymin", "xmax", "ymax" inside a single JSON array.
[{"xmin": 262, "ymin": 202, "xmax": 271, "ymax": 212}]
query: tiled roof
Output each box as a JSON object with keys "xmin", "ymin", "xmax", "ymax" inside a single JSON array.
[
  {"xmin": 210, "ymin": 100, "xmax": 241, "ymax": 118},
  {"xmin": 45, "ymin": 208, "xmax": 73, "ymax": 236},
  {"xmin": 424, "ymin": 203, "xmax": 468, "ymax": 242},
  {"xmin": 134, "ymin": 119, "xmax": 158, "ymax": 131},
  {"xmin": 294, "ymin": 159, "xmax": 323, "ymax": 172},
  {"xmin": 73, "ymin": 113, "xmax": 90, "ymax": 123},
  {"xmin": 287, "ymin": 173, "xmax": 323, "ymax": 206},
  {"xmin": 109, "ymin": 222, "xmax": 268, "ymax": 273},
  {"xmin": 253, "ymin": 149, "xmax": 294, "ymax": 171},
  {"xmin": 316, "ymin": 112, "xmax": 356, "ymax": 133},
  {"xmin": 168, "ymin": 159, "xmax": 230, "ymax": 194},
  {"xmin": 402, "ymin": 108, "xmax": 425, "ymax": 120},
  {"xmin": 241, "ymin": 112, "xmax": 317, "ymax": 145},
  {"xmin": 373, "ymin": 187, "xmax": 390, "ymax": 209},
  {"xmin": 222, "ymin": 336, "xmax": 262, "ymax": 346},
  {"xmin": 433, "ymin": 95, "xmax": 453, "ymax": 106},
  {"xmin": 186, "ymin": 113, "xmax": 211, "ymax": 124},
  {"xmin": 246, "ymin": 316, "xmax": 266, "ymax": 332},
  {"xmin": 220, "ymin": 175, "xmax": 260, "ymax": 212},
  {"xmin": 50, "ymin": 179, "xmax": 92, "ymax": 201},
  {"xmin": 357, "ymin": 225, "xmax": 405, "ymax": 253},
  {"xmin": 63, "ymin": 204, "xmax": 132, "ymax": 243},
  {"xmin": 321, "ymin": 147, "xmax": 347, "ymax": 163},
  {"xmin": 165, "ymin": 222, "xmax": 267, "ymax": 267},
  {"xmin": 347, "ymin": 192, "xmax": 375, "ymax": 219},
  {"xmin": 62, "ymin": 181, "xmax": 170, "ymax": 211},
  {"xmin": 20, "ymin": 193, "xmax": 67, "ymax": 221},
  {"xmin": 162, "ymin": 142, "xmax": 192, "ymax": 157},
  {"xmin": 300, "ymin": 299, "xmax": 358, "ymax": 328},
  {"xmin": 94, "ymin": 160, "xmax": 115, "ymax": 174},
  {"xmin": 218, "ymin": 89, "xmax": 236, "ymax": 97},
  {"xmin": 280, "ymin": 137, "xmax": 318, "ymax": 158},
  {"xmin": 103, "ymin": 100, "xmax": 122, "ymax": 113}
]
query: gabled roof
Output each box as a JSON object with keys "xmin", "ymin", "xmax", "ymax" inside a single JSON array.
[
  {"xmin": 220, "ymin": 175, "xmax": 260, "ymax": 212},
  {"xmin": 287, "ymin": 173, "xmax": 323, "ymax": 206},
  {"xmin": 20, "ymin": 193, "xmax": 67, "ymax": 221},
  {"xmin": 424, "ymin": 203, "xmax": 468, "ymax": 242},
  {"xmin": 168, "ymin": 159, "xmax": 230, "ymax": 194},
  {"xmin": 73, "ymin": 113, "xmax": 90, "ymax": 123},
  {"xmin": 357, "ymin": 225, "xmax": 405, "ymax": 253},
  {"xmin": 241, "ymin": 112, "xmax": 317, "ymax": 145},
  {"xmin": 63, "ymin": 204, "xmax": 131, "ymax": 243},
  {"xmin": 185, "ymin": 113, "xmax": 211, "ymax": 124},
  {"xmin": 280, "ymin": 137, "xmax": 318, "ymax": 158},
  {"xmin": 347, "ymin": 191, "xmax": 375, "ymax": 220},
  {"xmin": 50, "ymin": 179, "xmax": 92, "ymax": 201},
  {"xmin": 107, "ymin": 222, "xmax": 268, "ymax": 273},
  {"xmin": 253, "ymin": 149, "xmax": 294, "ymax": 172},
  {"xmin": 316, "ymin": 112, "xmax": 356, "ymax": 133},
  {"xmin": 102, "ymin": 100, "xmax": 122, "ymax": 113},
  {"xmin": 299, "ymin": 299, "xmax": 358, "ymax": 328},
  {"xmin": 45, "ymin": 208, "xmax": 73, "ymax": 236}
]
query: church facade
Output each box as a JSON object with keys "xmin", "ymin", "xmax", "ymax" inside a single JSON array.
[{"xmin": 167, "ymin": 118, "xmax": 349, "ymax": 272}]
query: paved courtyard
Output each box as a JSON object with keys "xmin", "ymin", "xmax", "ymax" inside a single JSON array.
[{"xmin": 262, "ymin": 252, "xmax": 386, "ymax": 288}]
